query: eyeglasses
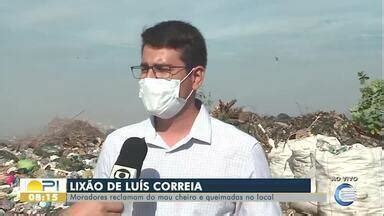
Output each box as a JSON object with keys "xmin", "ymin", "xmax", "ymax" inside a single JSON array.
[{"xmin": 130, "ymin": 64, "xmax": 187, "ymax": 80}]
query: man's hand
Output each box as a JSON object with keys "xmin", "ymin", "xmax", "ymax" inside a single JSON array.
[{"xmin": 61, "ymin": 202, "xmax": 124, "ymax": 216}]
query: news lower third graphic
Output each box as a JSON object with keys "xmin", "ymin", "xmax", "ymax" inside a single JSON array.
[{"xmin": 20, "ymin": 178, "xmax": 327, "ymax": 203}]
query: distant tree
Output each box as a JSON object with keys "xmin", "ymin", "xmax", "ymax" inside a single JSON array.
[
  {"xmin": 351, "ymin": 71, "xmax": 384, "ymax": 136},
  {"xmin": 196, "ymin": 88, "xmax": 214, "ymax": 110},
  {"xmin": 357, "ymin": 71, "xmax": 370, "ymax": 85}
]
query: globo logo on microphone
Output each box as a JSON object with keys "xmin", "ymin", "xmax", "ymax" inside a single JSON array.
[
  {"xmin": 110, "ymin": 165, "xmax": 138, "ymax": 179},
  {"xmin": 109, "ymin": 137, "xmax": 148, "ymax": 179},
  {"xmin": 114, "ymin": 169, "xmax": 131, "ymax": 179}
]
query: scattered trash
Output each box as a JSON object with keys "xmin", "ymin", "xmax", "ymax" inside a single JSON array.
[
  {"xmin": 212, "ymin": 100, "xmax": 383, "ymax": 215},
  {"xmin": 38, "ymin": 201, "xmax": 51, "ymax": 208},
  {"xmin": 0, "ymin": 101, "xmax": 382, "ymax": 215},
  {"xmin": 6, "ymin": 167, "xmax": 17, "ymax": 175},
  {"xmin": 0, "ymin": 150, "xmax": 18, "ymax": 165},
  {"xmin": 17, "ymin": 159, "xmax": 38, "ymax": 174},
  {"xmin": 211, "ymin": 100, "xmax": 383, "ymax": 151},
  {"xmin": 0, "ymin": 118, "xmax": 105, "ymax": 214},
  {"xmin": 4, "ymin": 174, "xmax": 15, "ymax": 186},
  {"xmin": 0, "ymin": 199, "xmax": 14, "ymax": 211},
  {"xmin": 316, "ymin": 144, "xmax": 383, "ymax": 215},
  {"xmin": 33, "ymin": 143, "xmax": 63, "ymax": 158}
]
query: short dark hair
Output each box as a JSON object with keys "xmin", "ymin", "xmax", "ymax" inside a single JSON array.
[{"xmin": 141, "ymin": 20, "xmax": 207, "ymax": 70}]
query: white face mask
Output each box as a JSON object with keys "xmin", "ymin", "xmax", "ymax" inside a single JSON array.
[{"xmin": 138, "ymin": 69, "xmax": 194, "ymax": 119}]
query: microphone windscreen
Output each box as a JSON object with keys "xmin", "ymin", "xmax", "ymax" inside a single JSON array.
[
  {"xmin": 111, "ymin": 137, "xmax": 148, "ymax": 178},
  {"xmin": 115, "ymin": 137, "xmax": 148, "ymax": 169}
]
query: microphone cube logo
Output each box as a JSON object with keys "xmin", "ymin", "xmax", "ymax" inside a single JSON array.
[
  {"xmin": 20, "ymin": 178, "xmax": 67, "ymax": 202},
  {"xmin": 110, "ymin": 165, "xmax": 137, "ymax": 179}
]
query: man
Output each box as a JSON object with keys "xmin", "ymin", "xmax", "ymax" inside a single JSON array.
[{"xmin": 68, "ymin": 20, "xmax": 282, "ymax": 215}]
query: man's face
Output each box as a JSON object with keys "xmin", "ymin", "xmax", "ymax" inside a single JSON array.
[{"xmin": 141, "ymin": 45, "xmax": 194, "ymax": 99}]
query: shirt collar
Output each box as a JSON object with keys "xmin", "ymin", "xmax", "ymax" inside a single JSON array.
[
  {"xmin": 189, "ymin": 103, "xmax": 212, "ymax": 144},
  {"xmin": 143, "ymin": 101, "xmax": 212, "ymax": 147}
]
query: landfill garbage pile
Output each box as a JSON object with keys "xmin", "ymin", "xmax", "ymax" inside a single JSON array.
[
  {"xmin": 211, "ymin": 99, "xmax": 383, "ymax": 152},
  {"xmin": 211, "ymin": 100, "xmax": 383, "ymax": 216},
  {"xmin": 0, "ymin": 118, "xmax": 105, "ymax": 215},
  {"xmin": 14, "ymin": 117, "xmax": 105, "ymax": 150},
  {"xmin": 0, "ymin": 101, "xmax": 382, "ymax": 215}
]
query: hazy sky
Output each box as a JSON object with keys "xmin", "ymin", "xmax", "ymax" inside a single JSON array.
[{"xmin": 0, "ymin": 0, "xmax": 382, "ymax": 138}]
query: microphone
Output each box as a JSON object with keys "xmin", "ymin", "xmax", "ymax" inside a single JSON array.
[{"xmin": 109, "ymin": 137, "xmax": 148, "ymax": 179}]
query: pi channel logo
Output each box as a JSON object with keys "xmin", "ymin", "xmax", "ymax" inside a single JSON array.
[
  {"xmin": 20, "ymin": 178, "xmax": 67, "ymax": 202},
  {"xmin": 28, "ymin": 180, "xmax": 58, "ymax": 192},
  {"xmin": 334, "ymin": 183, "xmax": 356, "ymax": 206},
  {"xmin": 20, "ymin": 178, "xmax": 67, "ymax": 193}
]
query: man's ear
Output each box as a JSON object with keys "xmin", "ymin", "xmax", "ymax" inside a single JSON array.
[{"xmin": 191, "ymin": 66, "xmax": 205, "ymax": 91}]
